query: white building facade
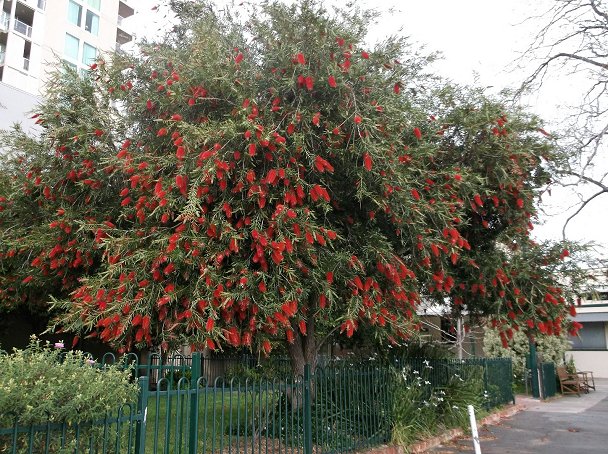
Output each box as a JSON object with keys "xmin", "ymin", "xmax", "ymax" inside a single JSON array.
[
  {"xmin": 567, "ymin": 269, "xmax": 608, "ymax": 378},
  {"xmin": 0, "ymin": 0, "xmax": 134, "ymax": 130}
]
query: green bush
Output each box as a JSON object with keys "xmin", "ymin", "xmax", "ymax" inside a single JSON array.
[
  {"xmin": 391, "ymin": 362, "xmax": 485, "ymax": 447},
  {"xmin": 483, "ymin": 328, "xmax": 570, "ymax": 385},
  {"xmin": 0, "ymin": 337, "xmax": 138, "ymax": 427}
]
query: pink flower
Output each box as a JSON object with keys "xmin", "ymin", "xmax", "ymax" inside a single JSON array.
[{"xmin": 54, "ymin": 342, "xmax": 64, "ymax": 349}]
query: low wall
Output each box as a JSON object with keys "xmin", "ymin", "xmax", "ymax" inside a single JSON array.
[{"xmin": 567, "ymin": 350, "xmax": 608, "ymax": 378}]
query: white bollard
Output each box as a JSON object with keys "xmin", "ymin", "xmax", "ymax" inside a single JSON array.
[{"xmin": 468, "ymin": 404, "xmax": 482, "ymax": 454}]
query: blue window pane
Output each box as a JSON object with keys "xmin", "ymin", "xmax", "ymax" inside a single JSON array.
[{"xmin": 64, "ymin": 33, "xmax": 79, "ymax": 61}]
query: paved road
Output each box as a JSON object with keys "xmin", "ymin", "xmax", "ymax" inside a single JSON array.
[{"xmin": 426, "ymin": 379, "xmax": 608, "ymax": 453}]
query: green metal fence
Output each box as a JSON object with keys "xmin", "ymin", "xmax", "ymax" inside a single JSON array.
[
  {"xmin": 1, "ymin": 354, "xmax": 512, "ymax": 453},
  {"xmin": 540, "ymin": 362, "xmax": 557, "ymax": 399}
]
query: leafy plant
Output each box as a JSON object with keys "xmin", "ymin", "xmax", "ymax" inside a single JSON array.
[{"xmin": 0, "ymin": 337, "xmax": 138, "ymax": 453}]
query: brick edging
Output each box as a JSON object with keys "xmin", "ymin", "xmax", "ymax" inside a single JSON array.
[{"xmin": 365, "ymin": 402, "xmax": 526, "ymax": 454}]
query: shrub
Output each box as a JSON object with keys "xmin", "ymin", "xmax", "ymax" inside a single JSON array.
[
  {"xmin": 391, "ymin": 362, "xmax": 485, "ymax": 446},
  {"xmin": 0, "ymin": 337, "xmax": 138, "ymax": 427},
  {"xmin": 483, "ymin": 328, "xmax": 570, "ymax": 384}
]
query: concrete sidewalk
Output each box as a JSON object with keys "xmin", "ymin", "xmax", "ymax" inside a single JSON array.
[{"xmin": 425, "ymin": 379, "xmax": 608, "ymax": 453}]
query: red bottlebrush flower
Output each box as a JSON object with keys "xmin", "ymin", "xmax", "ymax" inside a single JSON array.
[
  {"xmin": 516, "ymin": 198, "xmax": 524, "ymax": 209},
  {"xmin": 21, "ymin": 276, "xmax": 33, "ymax": 284},
  {"xmin": 363, "ymin": 153, "xmax": 372, "ymax": 171},
  {"xmin": 299, "ymin": 320, "xmax": 307, "ymax": 335},
  {"xmin": 326, "ymin": 271, "xmax": 334, "ymax": 284},
  {"xmin": 248, "ymin": 143, "xmax": 256, "ymax": 156},
  {"xmin": 205, "ymin": 317, "xmax": 214, "ymax": 332},
  {"xmin": 526, "ymin": 319, "xmax": 535, "ymax": 329},
  {"xmin": 314, "ymin": 155, "xmax": 334, "ymax": 173},
  {"xmin": 94, "ymin": 129, "xmax": 103, "ymax": 137},
  {"xmin": 120, "ymin": 188, "xmax": 129, "ymax": 197},
  {"xmin": 176, "ymin": 146, "xmax": 186, "ymax": 160},
  {"xmin": 175, "ymin": 175, "xmax": 188, "ymax": 196},
  {"xmin": 121, "ymin": 197, "xmax": 131, "ymax": 206},
  {"xmin": 393, "ymin": 82, "xmax": 401, "ymax": 94},
  {"xmin": 258, "ymin": 281, "xmax": 267, "ymax": 293},
  {"xmin": 361, "ymin": 51, "xmax": 369, "ymax": 59},
  {"xmin": 312, "ymin": 112, "xmax": 321, "ymax": 126},
  {"xmin": 569, "ymin": 305, "xmax": 577, "ymax": 317},
  {"xmin": 354, "ymin": 115, "xmax": 362, "ymax": 124},
  {"xmin": 411, "ymin": 189, "xmax": 420, "ymax": 200},
  {"xmin": 262, "ymin": 339, "xmax": 272, "ymax": 355},
  {"xmin": 474, "ymin": 194, "xmax": 483, "ymax": 207},
  {"xmin": 296, "ymin": 53, "xmax": 306, "ymax": 65},
  {"xmin": 171, "ymin": 113, "xmax": 182, "ymax": 121},
  {"xmin": 164, "ymin": 263, "xmax": 175, "ymax": 274},
  {"xmin": 157, "ymin": 127, "xmax": 168, "ymax": 137},
  {"xmin": 328, "ymin": 75, "xmax": 337, "ymax": 88},
  {"xmin": 305, "ymin": 76, "xmax": 314, "ymax": 91},
  {"xmin": 286, "ymin": 329, "xmax": 295, "ymax": 343},
  {"xmin": 538, "ymin": 128, "xmax": 551, "ymax": 137},
  {"xmin": 560, "ymin": 249, "xmax": 570, "ymax": 259},
  {"xmin": 413, "ymin": 127, "xmax": 422, "ymax": 140},
  {"xmin": 319, "ymin": 294, "xmax": 328, "ymax": 309},
  {"xmin": 235, "ymin": 52, "xmax": 244, "ymax": 64}
]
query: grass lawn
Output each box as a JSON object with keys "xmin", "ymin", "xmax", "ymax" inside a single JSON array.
[{"xmin": 144, "ymin": 387, "xmax": 306, "ymax": 454}]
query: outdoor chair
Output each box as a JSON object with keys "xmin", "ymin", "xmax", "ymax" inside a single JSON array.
[
  {"xmin": 556, "ymin": 366, "xmax": 583, "ymax": 396},
  {"xmin": 576, "ymin": 370, "xmax": 596, "ymax": 392}
]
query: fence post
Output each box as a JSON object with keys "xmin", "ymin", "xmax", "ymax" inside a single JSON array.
[
  {"xmin": 529, "ymin": 338, "xmax": 540, "ymax": 398},
  {"xmin": 483, "ymin": 359, "xmax": 490, "ymax": 411},
  {"xmin": 303, "ymin": 364, "xmax": 313, "ymax": 454},
  {"xmin": 135, "ymin": 375, "xmax": 149, "ymax": 454},
  {"xmin": 188, "ymin": 352, "xmax": 202, "ymax": 454}
]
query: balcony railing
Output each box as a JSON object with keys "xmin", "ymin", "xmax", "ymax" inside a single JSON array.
[
  {"xmin": 14, "ymin": 19, "xmax": 32, "ymax": 38},
  {"xmin": 0, "ymin": 12, "xmax": 9, "ymax": 32},
  {"xmin": 37, "ymin": 0, "xmax": 46, "ymax": 10},
  {"xmin": 23, "ymin": 57, "xmax": 30, "ymax": 71},
  {"xmin": 117, "ymin": 15, "xmax": 124, "ymax": 26}
]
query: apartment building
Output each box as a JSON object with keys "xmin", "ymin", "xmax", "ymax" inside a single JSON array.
[
  {"xmin": 0, "ymin": 0, "xmax": 135, "ymax": 130},
  {"xmin": 567, "ymin": 268, "xmax": 608, "ymax": 377}
]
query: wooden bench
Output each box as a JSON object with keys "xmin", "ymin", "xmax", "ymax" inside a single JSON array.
[{"xmin": 556, "ymin": 366, "xmax": 584, "ymax": 396}]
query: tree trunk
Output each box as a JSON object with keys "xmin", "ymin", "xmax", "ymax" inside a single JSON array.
[
  {"xmin": 286, "ymin": 316, "xmax": 318, "ymax": 377},
  {"xmin": 285, "ymin": 317, "xmax": 318, "ymax": 409}
]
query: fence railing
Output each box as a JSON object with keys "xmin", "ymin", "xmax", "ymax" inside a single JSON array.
[
  {"xmin": 13, "ymin": 18, "xmax": 32, "ymax": 38},
  {"xmin": 0, "ymin": 12, "xmax": 9, "ymax": 31},
  {"xmin": 1, "ymin": 354, "xmax": 513, "ymax": 453}
]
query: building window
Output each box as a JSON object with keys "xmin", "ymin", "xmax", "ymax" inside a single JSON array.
[
  {"xmin": 86, "ymin": 0, "xmax": 101, "ymax": 11},
  {"xmin": 67, "ymin": 1, "xmax": 82, "ymax": 27},
  {"xmin": 82, "ymin": 43, "xmax": 97, "ymax": 65},
  {"xmin": 85, "ymin": 10, "xmax": 99, "ymax": 35},
  {"xmin": 64, "ymin": 33, "xmax": 80, "ymax": 61},
  {"xmin": 569, "ymin": 322, "xmax": 607, "ymax": 350}
]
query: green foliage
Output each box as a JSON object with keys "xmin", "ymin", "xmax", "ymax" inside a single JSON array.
[
  {"xmin": 391, "ymin": 362, "xmax": 485, "ymax": 446},
  {"xmin": 483, "ymin": 327, "xmax": 571, "ymax": 382},
  {"xmin": 0, "ymin": 337, "xmax": 138, "ymax": 427}
]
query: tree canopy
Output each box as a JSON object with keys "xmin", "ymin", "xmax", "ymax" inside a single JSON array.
[{"xmin": 0, "ymin": 0, "xmax": 584, "ymax": 372}]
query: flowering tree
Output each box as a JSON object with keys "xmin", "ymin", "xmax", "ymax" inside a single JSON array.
[{"xmin": 0, "ymin": 1, "xmax": 582, "ymax": 374}]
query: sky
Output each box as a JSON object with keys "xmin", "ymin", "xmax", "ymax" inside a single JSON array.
[{"xmin": 128, "ymin": 0, "xmax": 607, "ymax": 253}]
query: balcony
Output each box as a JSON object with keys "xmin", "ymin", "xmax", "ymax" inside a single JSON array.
[
  {"xmin": 116, "ymin": 27, "xmax": 132, "ymax": 45},
  {"xmin": 14, "ymin": 19, "xmax": 32, "ymax": 38},
  {"xmin": 0, "ymin": 12, "xmax": 9, "ymax": 32},
  {"xmin": 118, "ymin": 1, "xmax": 135, "ymax": 18}
]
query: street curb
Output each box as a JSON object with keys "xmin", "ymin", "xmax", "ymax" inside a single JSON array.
[{"xmin": 365, "ymin": 402, "xmax": 526, "ymax": 454}]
